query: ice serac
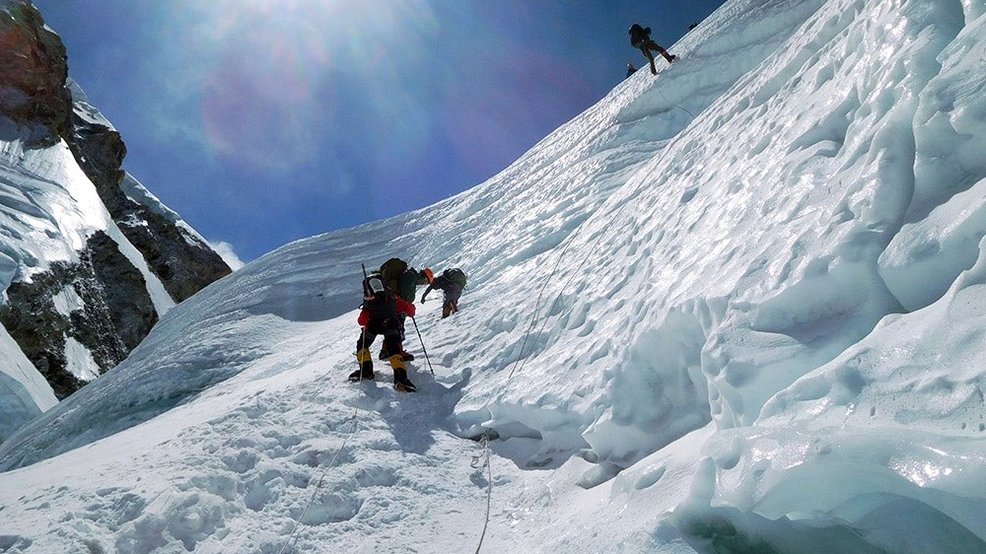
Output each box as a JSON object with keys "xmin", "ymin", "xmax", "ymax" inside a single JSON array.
[{"xmin": 0, "ymin": 0, "xmax": 230, "ymax": 420}]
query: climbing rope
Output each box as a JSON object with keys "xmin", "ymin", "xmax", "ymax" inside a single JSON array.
[
  {"xmin": 658, "ymin": 88, "xmax": 696, "ymax": 119},
  {"xmin": 507, "ymin": 81, "xmax": 701, "ymax": 383},
  {"xmin": 507, "ymin": 223, "xmax": 590, "ymax": 379},
  {"xmin": 277, "ymin": 331, "xmax": 368, "ymax": 554},
  {"xmin": 471, "ymin": 431, "xmax": 494, "ymax": 554},
  {"xmin": 489, "ymin": 72, "xmax": 699, "ymax": 391}
]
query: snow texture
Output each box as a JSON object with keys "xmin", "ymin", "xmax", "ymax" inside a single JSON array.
[{"xmin": 2, "ymin": 0, "xmax": 986, "ymax": 552}]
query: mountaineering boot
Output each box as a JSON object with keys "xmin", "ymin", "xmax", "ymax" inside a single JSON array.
[
  {"xmin": 400, "ymin": 351, "xmax": 415, "ymax": 362},
  {"xmin": 393, "ymin": 369, "xmax": 417, "ymax": 393},
  {"xmin": 349, "ymin": 349, "xmax": 375, "ymax": 382},
  {"xmin": 389, "ymin": 356, "xmax": 416, "ymax": 393},
  {"xmin": 348, "ymin": 367, "xmax": 374, "ymax": 382}
]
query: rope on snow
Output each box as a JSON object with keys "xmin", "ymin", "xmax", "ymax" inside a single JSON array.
[
  {"xmin": 508, "ymin": 88, "xmax": 698, "ymax": 381},
  {"xmin": 277, "ymin": 332, "xmax": 369, "ymax": 554},
  {"xmin": 507, "ymin": 220, "xmax": 591, "ymax": 380},
  {"xmin": 471, "ymin": 431, "xmax": 494, "ymax": 554}
]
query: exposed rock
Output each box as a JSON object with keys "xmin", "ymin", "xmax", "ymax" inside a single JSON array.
[
  {"xmin": 117, "ymin": 207, "xmax": 233, "ymax": 303},
  {"xmin": 0, "ymin": 0, "xmax": 232, "ymax": 404},
  {"xmin": 67, "ymin": 110, "xmax": 127, "ymax": 202},
  {"xmin": 66, "ymin": 109, "xmax": 232, "ymax": 303},
  {"xmin": 0, "ymin": 0, "xmax": 71, "ymax": 142},
  {"xmin": 87, "ymin": 231, "xmax": 158, "ymax": 351},
  {"xmin": 0, "ymin": 231, "xmax": 156, "ymax": 399}
]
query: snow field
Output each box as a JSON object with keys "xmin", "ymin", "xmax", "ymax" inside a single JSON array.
[{"xmin": 0, "ymin": 302, "xmax": 506, "ymax": 553}]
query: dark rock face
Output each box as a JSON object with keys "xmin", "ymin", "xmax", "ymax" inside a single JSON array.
[
  {"xmin": 115, "ymin": 205, "xmax": 232, "ymax": 303},
  {"xmin": 0, "ymin": 0, "xmax": 71, "ymax": 142},
  {"xmin": 87, "ymin": 231, "xmax": 159, "ymax": 352},
  {"xmin": 0, "ymin": 232, "xmax": 156, "ymax": 399},
  {"xmin": 67, "ymin": 111, "xmax": 127, "ymax": 202},
  {"xmin": 66, "ymin": 111, "xmax": 233, "ymax": 303}
]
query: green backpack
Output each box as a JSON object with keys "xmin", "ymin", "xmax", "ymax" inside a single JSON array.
[
  {"xmin": 396, "ymin": 268, "xmax": 419, "ymax": 303},
  {"xmin": 379, "ymin": 258, "xmax": 408, "ymax": 291},
  {"xmin": 444, "ymin": 268, "xmax": 467, "ymax": 288}
]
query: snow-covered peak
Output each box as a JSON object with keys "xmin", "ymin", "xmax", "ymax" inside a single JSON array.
[
  {"xmin": 0, "ymin": 0, "xmax": 230, "ymax": 435},
  {"xmin": 1, "ymin": 0, "xmax": 985, "ymax": 551}
]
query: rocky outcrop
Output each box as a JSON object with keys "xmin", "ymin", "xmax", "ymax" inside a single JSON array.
[
  {"xmin": 66, "ymin": 110, "xmax": 232, "ymax": 303},
  {"xmin": 0, "ymin": 232, "xmax": 156, "ymax": 399},
  {"xmin": 115, "ymin": 206, "xmax": 232, "ymax": 303},
  {"xmin": 0, "ymin": 0, "xmax": 71, "ymax": 142}
]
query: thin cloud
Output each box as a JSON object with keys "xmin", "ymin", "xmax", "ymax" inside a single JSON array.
[{"xmin": 210, "ymin": 240, "xmax": 244, "ymax": 270}]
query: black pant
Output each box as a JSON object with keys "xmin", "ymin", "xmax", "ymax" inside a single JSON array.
[{"xmin": 357, "ymin": 319, "xmax": 403, "ymax": 355}]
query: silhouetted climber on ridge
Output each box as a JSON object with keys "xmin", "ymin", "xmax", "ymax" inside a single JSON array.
[
  {"xmin": 626, "ymin": 62, "xmax": 638, "ymax": 78},
  {"xmin": 629, "ymin": 23, "xmax": 676, "ymax": 75}
]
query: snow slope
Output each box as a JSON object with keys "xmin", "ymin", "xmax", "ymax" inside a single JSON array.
[{"xmin": 2, "ymin": 0, "xmax": 986, "ymax": 551}]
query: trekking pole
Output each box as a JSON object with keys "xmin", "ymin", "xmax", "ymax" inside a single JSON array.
[
  {"xmin": 357, "ymin": 263, "xmax": 369, "ymax": 382},
  {"xmin": 410, "ymin": 315, "xmax": 434, "ymax": 374}
]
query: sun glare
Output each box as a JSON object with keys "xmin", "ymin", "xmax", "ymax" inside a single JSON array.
[{"xmin": 153, "ymin": 0, "xmax": 438, "ymax": 171}]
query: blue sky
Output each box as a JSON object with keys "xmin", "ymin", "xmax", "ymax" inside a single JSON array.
[{"xmin": 33, "ymin": 0, "xmax": 724, "ymax": 262}]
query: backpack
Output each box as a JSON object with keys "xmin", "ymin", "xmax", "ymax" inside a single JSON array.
[
  {"xmin": 362, "ymin": 273, "xmax": 385, "ymax": 298},
  {"xmin": 443, "ymin": 268, "xmax": 467, "ymax": 288},
  {"xmin": 396, "ymin": 268, "xmax": 419, "ymax": 303},
  {"xmin": 379, "ymin": 258, "xmax": 408, "ymax": 291},
  {"xmin": 362, "ymin": 274, "xmax": 399, "ymax": 318},
  {"xmin": 628, "ymin": 24, "xmax": 652, "ymax": 47}
]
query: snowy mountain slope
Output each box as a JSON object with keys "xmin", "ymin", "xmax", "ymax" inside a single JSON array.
[
  {"xmin": 0, "ymin": 113, "xmax": 200, "ymax": 421},
  {"xmin": 1, "ymin": 0, "xmax": 986, "ymax": 552},
  {"xmin": 0, "ymin": 126, "xmax": 105, "ymax": 437},
  {"xmin": 0, "ymin": 0, "xmax": 827, "ymax": 470}
]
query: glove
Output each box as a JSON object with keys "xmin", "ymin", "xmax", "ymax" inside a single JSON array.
[{"xmin": 420, "ymin": 294, "xmax": 427, "ymax": 303}]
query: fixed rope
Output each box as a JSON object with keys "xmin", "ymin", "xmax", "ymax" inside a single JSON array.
[
  {"xmin": 277, "ymin": 330, "xmax": 368, "ymax": 554},
  {"xmin": 507, "ymin": 103, "xmax": 694, "ymax": 382},
  {"xmin": 658, "ymin": 88, "xmax": 696, "ymax": 119},
  {"xmin": 471, "ymin": 431, "xmax": 494, "ymax": 554},
  {"xmin": 506, "ymin": 221, "xmax": 590, "ymax": 379},
  {"xmin": 488, "ymin": 90, "xmax": 699, "ymax": 551}
]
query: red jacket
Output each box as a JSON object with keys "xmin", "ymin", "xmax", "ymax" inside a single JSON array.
[{"xmin": 357, "ymin": 295, "xmax": 415, "ymax": 326}]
